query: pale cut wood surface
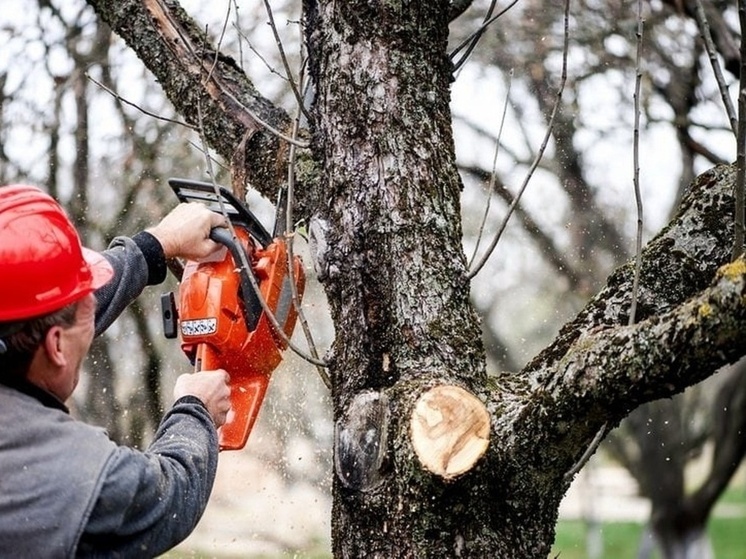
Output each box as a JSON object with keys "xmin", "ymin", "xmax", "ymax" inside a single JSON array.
[{"xmin": 410, "ymin": 385, "xmax": 490, "ymax": 479}]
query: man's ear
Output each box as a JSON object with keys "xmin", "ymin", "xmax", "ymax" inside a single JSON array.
[{"xmin": 42, "ymin": 326, "xmax": 67, "ymax": 368}]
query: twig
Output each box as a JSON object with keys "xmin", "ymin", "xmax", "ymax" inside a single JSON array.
[
  {"xmin": 693, "ymin": 0, "xmax": 737, "ymax": 137},
  {"xmin": 232, "ymin": 23, "xmax": 287, "ymax": 81},
  {"xmin": 460, "ymin": 164, "xmax": 586, "ymax": 291},
  {"xmin": 564, "ymin": 423, "xmax": 608, "ymax": 482},
  {"xmin": 283, "ymin": 27, "xmax": 330, "ymax": 384},
  {"xmin": 186, "ymin": 139, "xmax": 228, "ymax": 172},
  {"xmin": 286, "ymin": 76, "xmax": 332, "ymax": 388},
  {"xmin": 452, "ymin": 114, "xmax": 529, "ymax": 169},
  {"xmin": 450, "ymin": 0, "xmax": 498, "ymax": 72},
  {"xmin": 86, "ymin": 74, "xmax": 194, "ymax": 130},
  {"xmin": 206, "ymin": 4, "xmax": 232, "ymax": 79},
  {"xmin": 467, "ymin": 0, "xmax": 571, "ymax": 279},
  {"xmin": 468, "ymin": 68, "xmax": 513, "ymax": 269},
  {"xmin": 736, "ymin": 0, "xmax": 746, "ymax": 260},
  {"xmin": 261, "ymin": 0, "xmax": 311, "ymax": 123},
  {"xmin": 198, "ymin": 16, "xmax": 327, "ymax": 372},
  {"xmin": 195, "ymin": 100, "xmax": 327, "ymax": 368},
  {"xmin": 154, "ymin": 0, "xmax": 309, "ymax": 148},
  {"xmin": 450, "ymin": 0, "xmax": 520, "ymax": 71},
  {"xmin": 629, "ymin": 0, "xmax": 645, "ymax": 326},
  {"xmin": 231, "ymin": 0, "xmax": 244, "ymax": 71}
]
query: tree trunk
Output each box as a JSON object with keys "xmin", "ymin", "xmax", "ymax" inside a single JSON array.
[
  {"xmin": 304, "ymin": 2, "xmax": 508, "ymax": 555},
  {"xmin": 652, "ymin": 521, "xmax": 715, "ymax": 559},
  {"xmin": 84, "ymin": 1, "xmax": 746, "ymax": 556}
]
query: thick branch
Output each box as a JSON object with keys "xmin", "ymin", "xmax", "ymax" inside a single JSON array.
[
  {"xmin": 461, "ymin": 149, "xmax": 742, "ymax": 506},
  {"xmin": 503, "ymin": 259, "xmax": 746, "ymax": 495},
  {"xmin": 85, "ymin": 0, "xmax": 305, "ymax": 206},
  {"xmin": 503, "ymin": 165, "xmax": 746, "ymax": 474},
  {"xmin": 545, "ymin": 257, "xmax": 746, "ymax": 415},
  {"xmin": 525, "ymin": 164, "xmax": 738, "ymax": 382}
]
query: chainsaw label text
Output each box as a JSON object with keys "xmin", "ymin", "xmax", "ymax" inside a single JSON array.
[{"xmin": 181, "ymin": 318, "xmax": 217, "ymax": 337}]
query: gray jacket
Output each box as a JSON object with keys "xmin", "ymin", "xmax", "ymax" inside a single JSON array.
[{"xmin": 0, "ymin": 233, "xmax": 219, "ymax": 558}]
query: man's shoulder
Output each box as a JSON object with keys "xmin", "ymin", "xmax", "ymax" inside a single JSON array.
[
  {"xmin": 0, "ymin": 385, "xmax": 117, "ymax": 559},
  {"xmin": 0, "ymin": 382, "xmax": 116, "ymax": 452}
]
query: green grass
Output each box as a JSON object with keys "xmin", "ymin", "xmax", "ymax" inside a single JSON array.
[
  {"xmin": 551, "ymin": 516, "xmax": 746, "ymax": 559},
  {"xmin": 552, "ymin": 520, "xmax": 643, "ymax": 559},
  {"xmin": 552, "ymin": 487, "xmax": 746, "ymax": 558},
  {"xmin": 165, "ymin": 489, "xmax": 746, "ymax": 558}
]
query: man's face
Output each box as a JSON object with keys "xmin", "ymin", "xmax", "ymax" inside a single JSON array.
[{"xmin": 54, "ymin": 293, "xmax": 96, "ymax": 401}]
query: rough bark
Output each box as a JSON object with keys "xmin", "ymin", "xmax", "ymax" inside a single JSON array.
[
  {"xmin": 85, "ymin": 0, "xmax": 746, "ymax": 556},
  {"xmin": 84, "ymin": 0, "xmax": 300, "ymax": 207},
  {"xmin": 303, "ymin": 2, "xmax": 498, "ymax": 556}
]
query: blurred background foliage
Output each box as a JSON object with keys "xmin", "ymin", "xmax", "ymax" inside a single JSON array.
[{"xmin": 1, "ymin": 0, "xmax": 744, "ymax": 556}]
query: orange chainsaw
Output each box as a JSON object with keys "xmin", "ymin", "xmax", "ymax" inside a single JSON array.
[{"xmin": 161, "ymin": 178, "xmax": 305, "ymax": 451}]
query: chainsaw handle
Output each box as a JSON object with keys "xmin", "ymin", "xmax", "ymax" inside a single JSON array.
[
  {"xmin": 193, "ymin": 343, "xmax": 268, "ymax": 451},
  {"xmin": 209, "ymin": 225, "xmax": 233, "ymax": 246},
  {"xmin": 168, "ymin": 178, "xmax": 272, "ymax": 247},
  {"xmin": 209, "ymin": 227, "xmax": 262, "ymax": 332}
]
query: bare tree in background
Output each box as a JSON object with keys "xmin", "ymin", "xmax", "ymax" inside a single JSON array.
[
  {"xmin": 451, "ymin": 1, "xmax": 746, "ymax": 556},
  {"xmin": 0, "ymin": 3, "xmax": 209, "ymax": 442}
]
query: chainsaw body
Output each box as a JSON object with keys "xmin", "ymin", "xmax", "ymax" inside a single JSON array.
[{"xmin": 164, "ymin": 179, "xmax": 305, "ymax": 451}]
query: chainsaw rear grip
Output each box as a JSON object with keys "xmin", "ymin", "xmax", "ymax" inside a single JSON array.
[{"xmin": 194, "ymin": 343, "xmax": 269, "ymax": 451}]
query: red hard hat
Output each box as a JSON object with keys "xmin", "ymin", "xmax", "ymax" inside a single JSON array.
[{"xmin": 0, "ymin": 185, "xmax": 114, "ymax": 321}]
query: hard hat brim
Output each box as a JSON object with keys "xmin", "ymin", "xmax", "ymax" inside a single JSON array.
[{"xmin": 82, "ymin": 247, "xmax": 114, "ymax": 290}]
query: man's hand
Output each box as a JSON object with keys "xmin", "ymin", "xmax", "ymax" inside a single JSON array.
[
  {"xmin": 174, "ymin": 370, "xmax": 231, "ymax": 427},
  {"xmin": 147, "ymin": 202, "xmax": 228, "ymax": 260}
]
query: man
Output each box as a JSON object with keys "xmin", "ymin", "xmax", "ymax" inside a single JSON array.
[{"xmin": 0, "ymin": 184, "xmax": 232, "ymax": 558}]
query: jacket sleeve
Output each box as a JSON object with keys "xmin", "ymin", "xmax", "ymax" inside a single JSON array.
[
  {"xmin": 95, "ymin": 231, "xmax": 168, "ymax": 337},
  {"xmin": 75, "ymin": 397, "xmax": 219, "ymax": 558}
]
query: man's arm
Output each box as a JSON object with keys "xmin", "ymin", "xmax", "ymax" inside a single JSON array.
[
  {"xmin": 76, "ymin": 398, "xmax": 219, "ymax": 557},
  {"xmin": 94, "ymin": 203, "xmax": 226, "ymax": 336},
  {"xmin": 76, "ymin": 370, "xmax": 231, "ymax": 557},
  {"xmin": 94, "ymin": 233, "xmax": 157, "ymax": 336}
]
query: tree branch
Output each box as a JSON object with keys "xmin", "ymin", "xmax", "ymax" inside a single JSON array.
[
  {"xmin": 85, "ymin": 0, "xmax": 314, "ymax": 209},
  {"xmin": 522, "ymin": 164, "xmax": 746, "ymax": 428},
  {"xmin": 546, "ymin": 256, "xmax": 746, "ymax": 414},
  {"xmin": 485, "ymin": 165, "xmax": 745, "ymax": 482}
]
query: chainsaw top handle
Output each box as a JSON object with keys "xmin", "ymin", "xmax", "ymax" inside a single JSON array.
[
  {"xmin": 210, "ymin": 226, "xmax": 263, "ymax": 332},
  {"xmin": 168, "ymin": 178, "xmax": 272, "ymax": 248}
]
